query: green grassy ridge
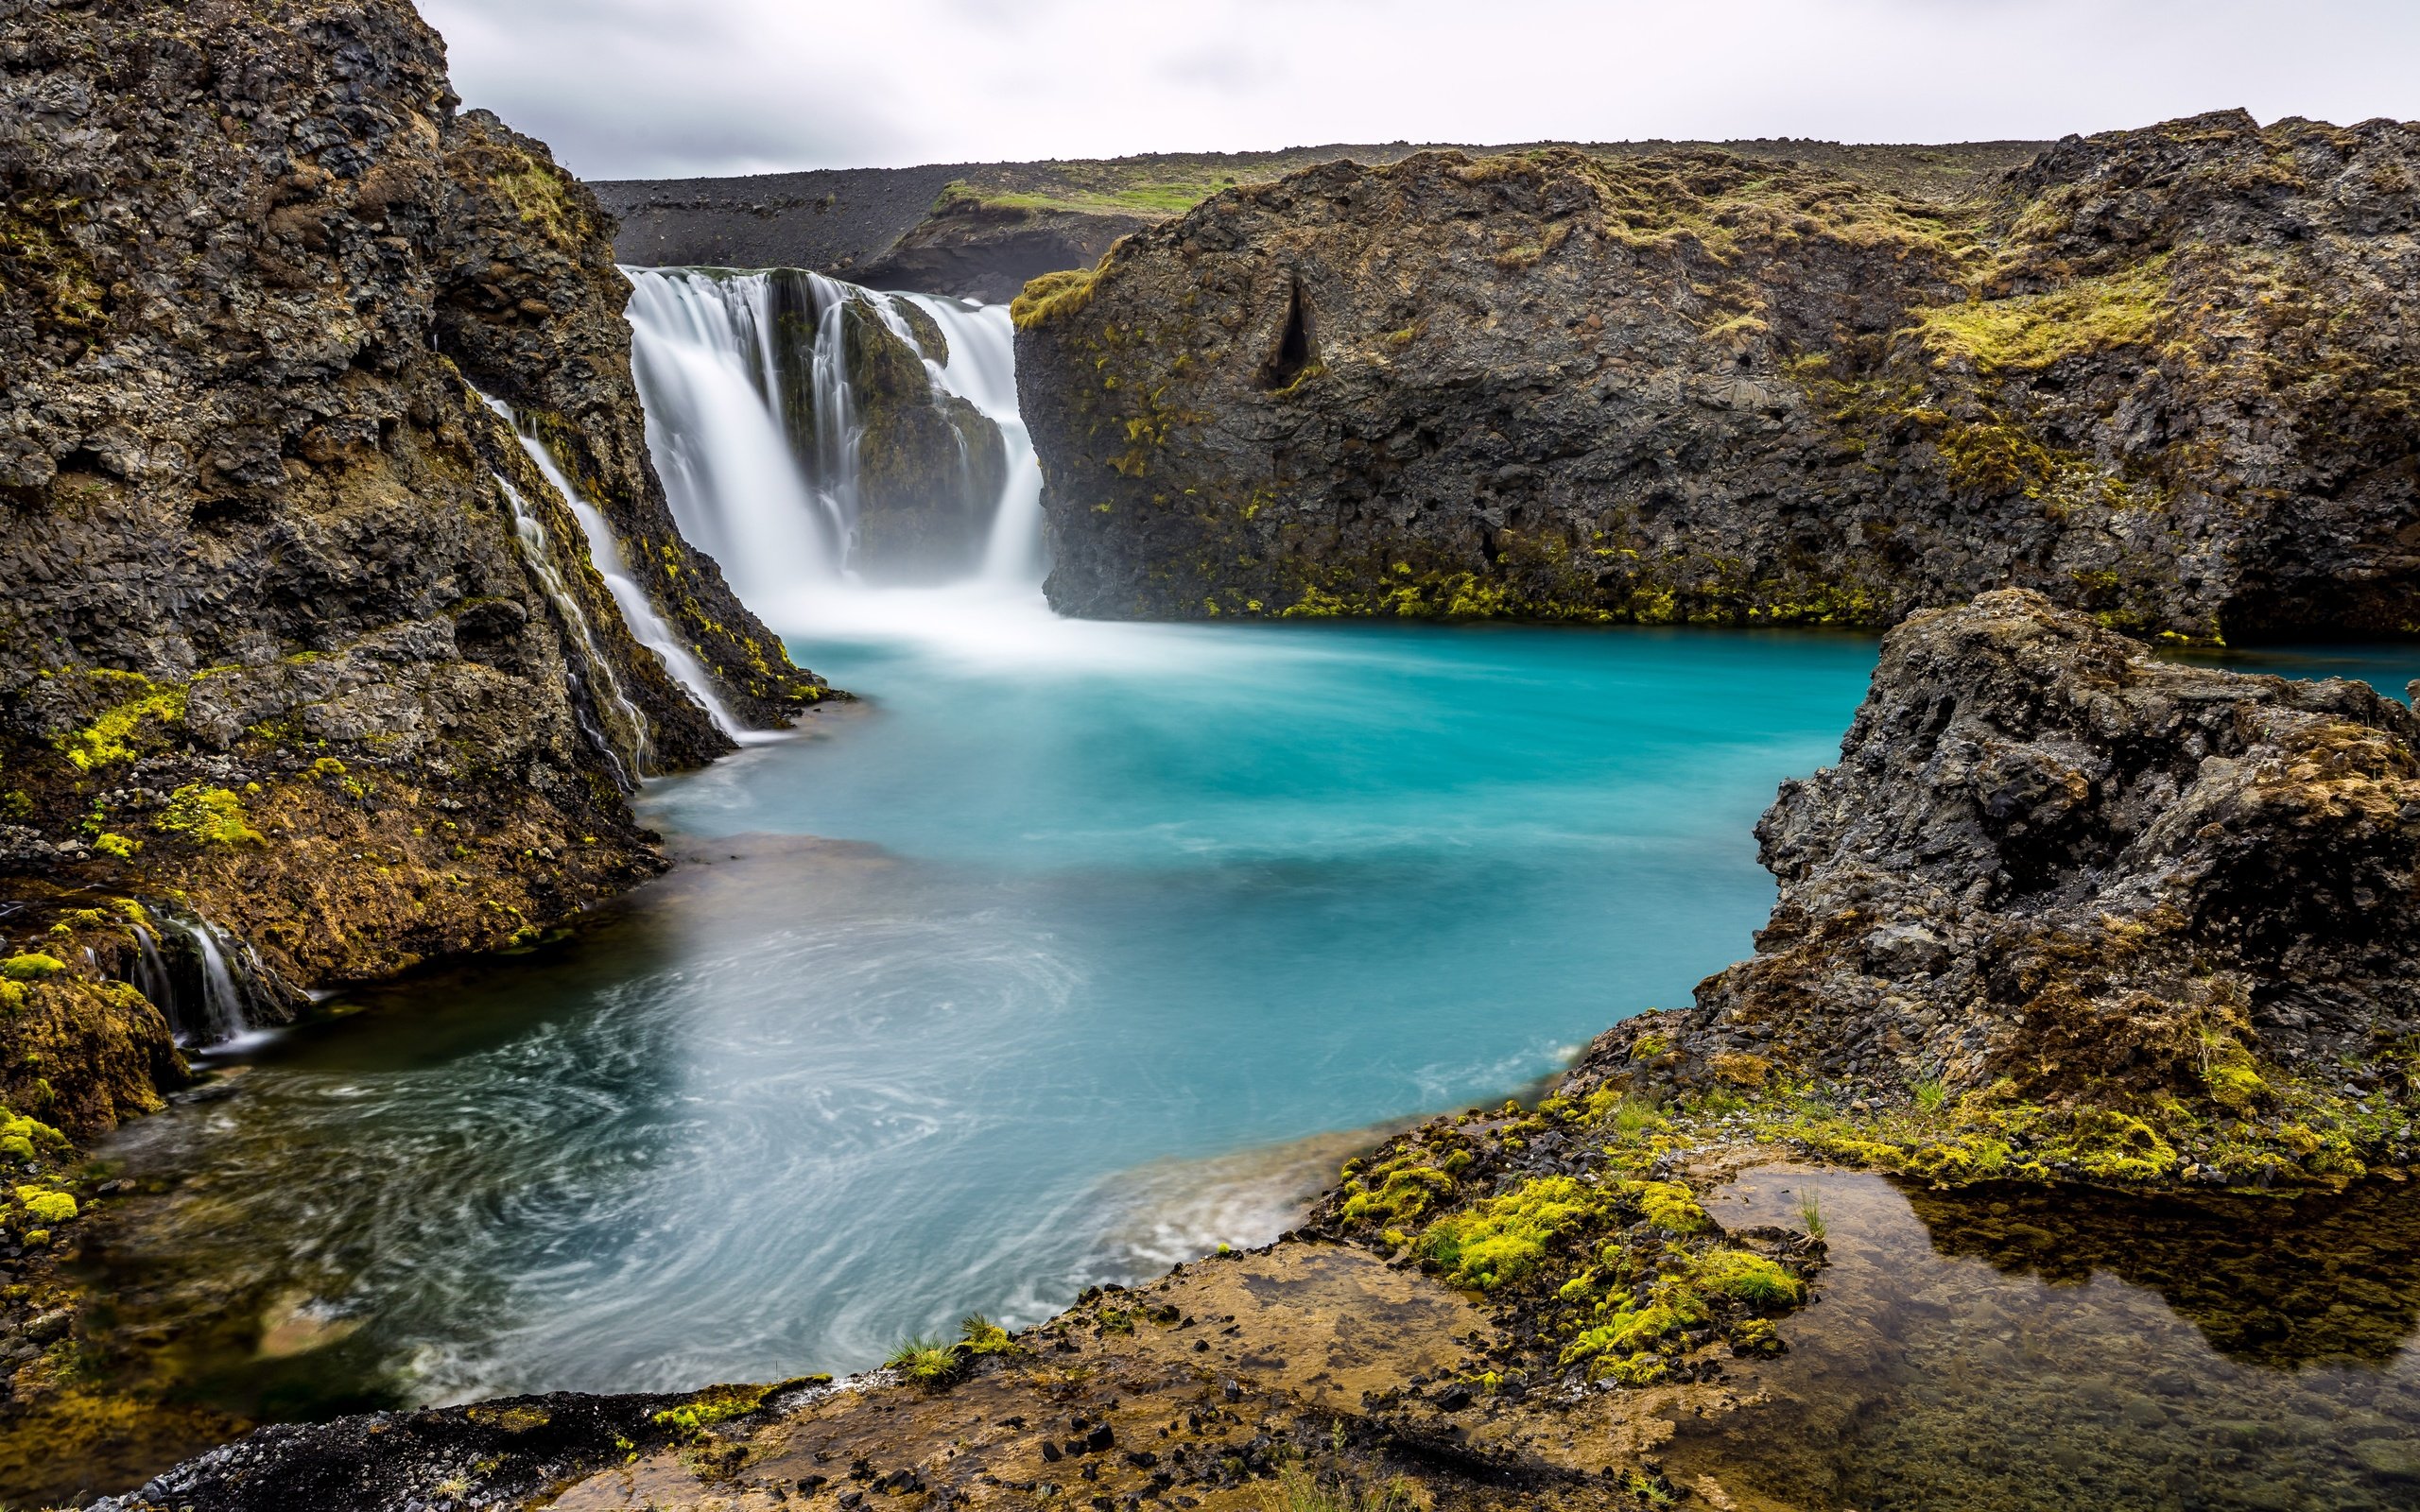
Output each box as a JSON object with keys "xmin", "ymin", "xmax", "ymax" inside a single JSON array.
[{"xmin": 937, "ymin": 137, "xmax": 2050, "ymax": 225}]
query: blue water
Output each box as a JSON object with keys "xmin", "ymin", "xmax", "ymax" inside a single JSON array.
[{"xmin": 89, "ymin": 600, "xmax": 2415, "ymax": 1413}]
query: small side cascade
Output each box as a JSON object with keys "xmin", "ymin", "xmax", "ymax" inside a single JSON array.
[
  {"xmin": 890, "ymin": 291, "xmax": 1044, "ymax": 586},
  {"xmin": 129, "ymin": 919, "xmax": 172, "ymax": 1009},
  {"xmin": 131, "ymin": 907, "xmax": 276, "ymax": 1047},
  {"xmin": 476, "ymin": 392, "xmax": 749, "ymax": 740},
  {"xmin": 491, "ymin": 471, "xmax": 652, "ymax": 786}
]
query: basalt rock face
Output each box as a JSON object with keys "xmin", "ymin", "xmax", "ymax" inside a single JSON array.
[
  {"xmin": 1579, "ymin": 591, "xmax": 2420, "ymax": 1117},
  {"xmin": 0, "ymin": 0, "xmax": 821, "ymax": 1107},
  {"xmin": 1017, "ymin": 113, "xmax": 2420, "ymax": 639}
]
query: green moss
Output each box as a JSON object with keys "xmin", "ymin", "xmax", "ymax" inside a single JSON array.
[
  {"xmin": 935, "ymin": 178, "xmax": 1224, "ymax": 219},
  {"xmin": 13, "ymin": 1186, "xmax": 75, "ymax": 1225},
  {"xmin": 0, "ymin": 1113, "xmax": 62, "ymax": 1152},
  {"xmin": 1691, "ymin": 1248, "xmax": 1806, "ymax": 1306},
  {"xmin": 0, "ymin": 955, "xmax": 64, "ymax": 983},
  {"xmin": 1619, "ymin": 1178, "xmax": 1710, "ymax": 1233},
  {"xmin": 1910, "ymin": 256, "xmax": 2174, "ymax": 373},
  {"xmin": 57, "ymin": 672, "xmax": 187, "ymax": 772},
  {"xmin": 1338, "ymin": 1156, "xmax": 1459, "ymax": 1227},
  {"xmin": 1011, "ymin": 266, "xmax": 1103, "ymax": 331},
  {"xmin": 649, "ymin": 1381, "xmax": 771, "ymax": 1437},
  {"xmin": 93, "ymin": 832, "xmax": 138, "ymax": 859},
  {"xmin": 1582, "ymin": 152, "xmax": 1981, "ymax": 267},
  {"xmin": 1420, "ymin": 1175, "xmax": 1616, "ymax": 1290},
  {"xmin": 154, "ymin": 785, "xmax": 264, "ymax": 847},
  {"xmin": 0, "ymin": 193, "xmax": 110, "ymax": 335},
  {"xmin": 493, "ymin": 159, "xmax": 580, "ymax": 249}
]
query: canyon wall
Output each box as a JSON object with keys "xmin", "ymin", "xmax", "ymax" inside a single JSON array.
[
  {"xmin": 0, "ymin": 0, "xmax": 822, "ymax": 1129},
  {"xmin": 1015, "ymin": 112, "xmax": 2420, "ymax": 642}
]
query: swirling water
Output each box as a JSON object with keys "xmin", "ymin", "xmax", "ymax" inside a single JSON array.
[
  {"xmin": 90, "ymin": 610, "xmax": 1885, "ymax": 1410},
  {"xmin": 85, "ymin": 611, "xmax": 2418, "ymax": 1441}
]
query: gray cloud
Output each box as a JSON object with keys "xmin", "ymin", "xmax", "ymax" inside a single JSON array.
[{"xmin": 416, "ymin": 0, "xmax": 2420, "ymax": 180}]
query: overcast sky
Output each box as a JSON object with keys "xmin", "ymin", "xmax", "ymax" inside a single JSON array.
[{"xmin": 417, "ymin": 0, "xmax": 2420, "ymax": 181}]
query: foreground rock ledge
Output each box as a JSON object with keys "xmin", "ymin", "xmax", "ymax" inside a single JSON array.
[{"xmin": 85, "ymin": 594, "xmax": 2420, "ymax": 1509}]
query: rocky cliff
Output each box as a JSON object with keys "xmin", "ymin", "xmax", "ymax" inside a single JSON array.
[
  {"xmin": 0, "ymin": 0, "xmax": 823, "ymax": 1138},
  {"xmin": 1015, "ymin": 113, "xmax": 2420, "ymax": 641},
  {"xmin": 1574, "ymin": 590, "xmax": 2420, "ymax": 1185}
]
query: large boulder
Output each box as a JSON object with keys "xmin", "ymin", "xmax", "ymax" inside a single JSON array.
[
  {"xmin": 1014, "ymin": 113, "xmax": 2420, "ymax": 639},
  {"xmin": 1587, "ymin": 590, "xmax": 2420, "ymax": 1123}
]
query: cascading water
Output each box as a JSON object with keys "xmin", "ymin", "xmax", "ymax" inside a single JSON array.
[
  {"xmin": 621, "ymin": 266, "xmax": 1045, "ymax": 628},
  {"xmin": 491, "ymin": 472, "xmax": 651, "ymax": 784},
  {"xmin": 477, "ymin": 393, "xmax": 750, "ymax": 739},
  {"xmin": 130, "ymin": 908, "xmax": 271, "ymax": 1047}
]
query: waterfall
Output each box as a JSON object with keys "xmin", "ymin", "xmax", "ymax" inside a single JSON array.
[
  {"xmin": 132, "ymin": 909, "xmax": 272, "ymax": 1047},
  {"xmin": 621, "ymin": 266, "xmax": 1046, "ymax": 627},
  {"xmin": 898, "ymin": 294, "xmax": 1045, "ymax": 586},
  {"xmin": 492, "ymin": 472, "xmax": 650, "ymax": 785},
  {"xmin": 623, "ymin": 270, "xmax": 848, "ymax": 612},
  {"xmin": 182, "ymin": 919, "xmax": 250, "ymax": 1045},
  {"xmin": 477, "ymin": 393, "xmax": 749, "ymax": 740}
]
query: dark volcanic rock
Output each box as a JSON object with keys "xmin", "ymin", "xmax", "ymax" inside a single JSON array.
[
  {"xmin": 0, "ymin": 0, "xmax": 822, "ymax": 1100},
  {"xmin": 595, "ymin": 163, "xmax": 975, "ymax": 284},
  {"xmin": 85, "ymin": 1389, "xmax": 717, "ymax": 1512},
  {"xmin": 1574, "ymin": 590, "xmax": 2420, "ymax": 1113},
  {"xmin": 596, "ymin": 138, "xmax": 2049, "ymax": 303},
  {"xmin": 1014, "ymin": 114, "xmax": 2420, "ymax": 639},
  {"xmin": 852, "ymin": 192, "xmax": 1150, "ymax": 304}
]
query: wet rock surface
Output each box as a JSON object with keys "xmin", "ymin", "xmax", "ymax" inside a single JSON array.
[
  {"xmin": 769, "ymin": 275, "xmax": 1008, "ymax": 578},
  {"xmin": 1585, "ymin": 591, "xmax": 2420, "ymax": 1120},
  {"xmin": 87, "ymin": 1161, "xmax": 2420, "ymax": 1512},
  {"xmin": 1559, "ymin": 592, "xmax": 2420, "ymax": 1193},
  {"xmin": 81, "ymin": 1387, "xmax": 741, "ymax": 1512},
  {"xmin": 0, "ymin": 0, "xmax": 824, "ymax": 1074},
  {"xmin": 1016, "ymin": 113, "xmax": 2420, "ymax": 637}
]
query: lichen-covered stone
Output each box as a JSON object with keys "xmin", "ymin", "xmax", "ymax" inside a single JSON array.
[{"xmin": 1017, "ymin": 114, "xmax": 2420, "ymax": 639}]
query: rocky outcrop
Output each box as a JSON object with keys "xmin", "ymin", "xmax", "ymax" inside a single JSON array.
[
  {"xmin": 435, "ymin": 110, "xmax": 821, "ymax": 731},
  {"xmin": 595, "ymin": 163, "xmax": 976, "ymax": 288},
  {"xmin": 724, "ymin": 268, "xmax": 1009, "ymax": 578},
  {"xmin": 1574, "ymin": 591, "xmax": 2420, "ymax": 1177},
  {"xmin": 841, "ymin": 296, "xmax": 1010, "ymax": 577},
  {"xmin": 0, "ymin": 0, "xmax": 822, "ymax": 1114},
  {"xmin": 1015, "ymin": 113, "xmax": 2420, "ymax": 640},
  {"xmin": 850, "ymin": 190, "xmax": 1149, "ymax": 305}
]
